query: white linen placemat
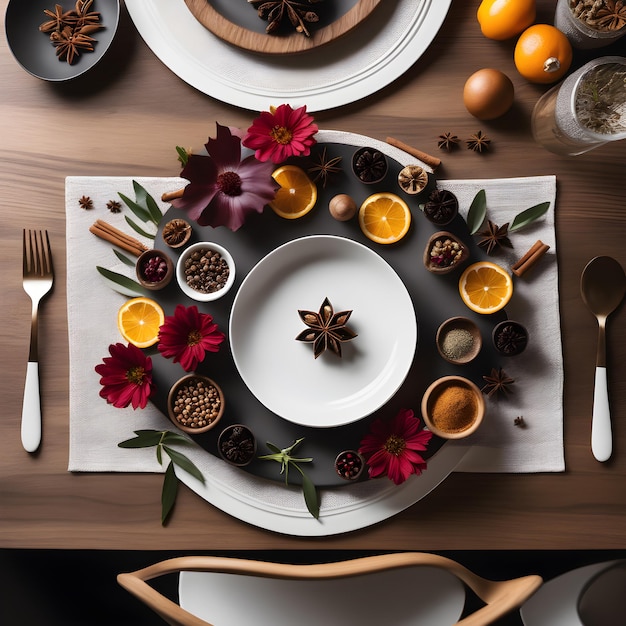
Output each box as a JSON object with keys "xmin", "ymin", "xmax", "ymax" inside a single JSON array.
[{"xmin": 66, "ymin": 174, "xmax": 563, "ymax": 476}]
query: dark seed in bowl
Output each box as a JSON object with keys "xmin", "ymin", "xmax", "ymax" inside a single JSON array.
[{"xmin": 184, "ymin": 248, "xmax": 230, "ymax": 294}]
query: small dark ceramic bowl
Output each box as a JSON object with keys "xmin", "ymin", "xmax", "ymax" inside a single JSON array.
[
  {"xmin": 351, "ymin": 147, "xmax": 388, "ymax": 184},
  {"xmin": 436, "ymin": 317, "xmax": 482, "ymax": 365},
  {"xmin": 218, "ymin": 424, "xmax": 257, "ymax": 467},
  {"xmin": 136, "ymin": 249, "xmax": 174, "ymax": 291},
  {"xmin": 334, "ymin": 450, "xmax": 365, "ymax": 481},
  {"xmin": 492, "ymin": 320, "xmax": 529, "ymax": 356},
  {"xmin": 421, "ymin": 375, "xmax": 485, "ymax": 440},
  {"xmin": 5, "ymin": 0, "xmax": 121, "ymax": 82},
  {"xmin": 167, "ymin": 374, "xmax": 225, "ymax": 435}
]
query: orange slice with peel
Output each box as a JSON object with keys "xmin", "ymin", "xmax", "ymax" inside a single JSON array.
[
  {"xmin": 269, "ymin": 165, "xmax": 317, "ymax": 219},
  {"xmin": 459, "ymin": 261, "xmax": 513, "ymax": 314},
  {"xmin": 358, "ymin": 192, "xmax": 412, "ymax": 244},
  {"xmin": 117, "ymin": 297, "xmax": 165, "ymax": 348}
]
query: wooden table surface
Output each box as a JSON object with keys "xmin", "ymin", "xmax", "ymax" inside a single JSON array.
[{"xmin": 1, "ymin": 0, "xmax": 625, "ymax": 551}]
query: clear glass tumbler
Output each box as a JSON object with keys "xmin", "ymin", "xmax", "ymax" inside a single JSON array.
[
  {"xmin": 555, "ymin": 0, "xmax": 626, "ymax": 49},
  {"xmin": 531, "ymin": 56, "xmax": 626, "ymax": 156}
]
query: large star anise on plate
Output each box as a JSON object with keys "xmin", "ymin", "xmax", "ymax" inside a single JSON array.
[{"xmin": 296, "ymin": 297, "xmax": 357, "ymax": 358}]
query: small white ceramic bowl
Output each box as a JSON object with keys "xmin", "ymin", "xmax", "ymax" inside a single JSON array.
[{"xmin": 176, "ymin": 241, "xmax": 235, "ymax": 302}]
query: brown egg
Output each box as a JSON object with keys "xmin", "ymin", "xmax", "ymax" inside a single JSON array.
[{"xmin": 463, "ymin": 68, "xmax": 515, "ymax": 120}]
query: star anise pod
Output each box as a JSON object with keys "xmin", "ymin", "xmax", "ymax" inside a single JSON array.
[
  {"xmin": 482, "ymin": 367, "xmax": 515, "ymax": 397},
  {"xmin": 591, "ymin": 0, "xmax": 626, "ymax": 31},
  {"xmin": 308, "ymin": 147, "xmax": 342, "ymax": 188},
  {"xmin": 51, "ymin": 26, "xmax": 95, "ymax": 65},
  {"xmin": 296, "ymin": 297, "xmax": 357, "ymax": 358},
  {"xmin": 107, "ymin": 200, "xmax": 122, "ymax": 213},
  {"xmin": 39, "ymin": 4, "xmax": 77, "ymax": 33},
  {"xmin": 466, "ymin": 131, "xmax": 491, "ymax": 153},
  {"xmin": 477, "ymin": 220, "xmax": 513, "ymax": 254},
  {"xmin": 78, "ymin": 195, "xmax": 93, "ymax": 210},
  {"xmin": 74, "ymin": 0, "xmax": 101, "ymax": 24},
  {"xmin": 248, "ymin": 0, "xmax": 323, "ymax": 37},
  {"xmin": 437, "ymin": 132, "xmax": 460, "ymax": 151}
]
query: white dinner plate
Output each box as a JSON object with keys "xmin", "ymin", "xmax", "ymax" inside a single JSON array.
[
  {"xmin": 180, "ymin": 564, "xmax": 465, "ymax": 625},
  {"xmin": 229, "ymin": 235, "xmax": 417, "ymax": 427},
  {"xmin": 124, "ymin": 0, "xmax": 452, "ymax": 111},
  {"xmin": 520, "ymin": 560, "xmax": 625, "ymax": 626}
]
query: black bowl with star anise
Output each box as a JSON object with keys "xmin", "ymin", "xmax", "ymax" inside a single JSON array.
[
  {"xmin": 492, "ymin": 320, "xmax": 528, "ymax": 356},
  {"xmin": 5, "ymin": 0, "xmax": 121, "ymax": 82},
  {"xmin": 218, "ymin": 424, "xmax": 257, "ymax": 467}
]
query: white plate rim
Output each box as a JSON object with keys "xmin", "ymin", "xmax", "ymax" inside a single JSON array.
[
  {"xmin": 229, "ymin": 234, "xmax": 417, "ymax": 427},
  {"xmin": 124, "ymin": 0, "xmax": 452, "ymax": 112}
]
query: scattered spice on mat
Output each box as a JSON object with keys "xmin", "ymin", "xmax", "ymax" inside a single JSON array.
[
  {"xmin": 482, "ymin": 367, "xmax": 515, "ymax": 397},
  {"xmin": 466, "ymin": 131, "xmax": 491, "ymax": 152}
]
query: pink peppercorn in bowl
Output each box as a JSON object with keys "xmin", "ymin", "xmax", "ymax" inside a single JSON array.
[
  {"xmin": 167, "ymin": 374, "xmax": 225, "ymax": 435},
  {"xmin": 176, "ymin": 241, "xmax": 236, "ymax": 302},
  {"xmin": 421, "ymin": 375, "xmax": 485, "ymax": 440},
  {"xmin": 136, "ymin": 249, "xmax": 174, "ymax": 291}
]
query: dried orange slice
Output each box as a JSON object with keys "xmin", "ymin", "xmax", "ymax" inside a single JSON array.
[
  {"xmin": 459, "ymin": 261, "xmax": 513, "ymax": 314},
  {"xmin": 117, "ymin": 297, "xmax": 165, "ymax": 348},
  {"xmin": 358, "ymin": 192, "xmax": 412, "ymax": 244},
  {"xmin": 269, "ymin": 165, "xmax": 317, "ymax": 219}
]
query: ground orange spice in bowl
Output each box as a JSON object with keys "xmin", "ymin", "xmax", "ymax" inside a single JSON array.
[{"xmin": 430, "ymin": 384, "xmax": 478, "ymax": 433}]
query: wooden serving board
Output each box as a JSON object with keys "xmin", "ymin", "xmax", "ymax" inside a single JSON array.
[{"xmin": 183, "ymin": 0, "xmax": 383, "ymax": 55}]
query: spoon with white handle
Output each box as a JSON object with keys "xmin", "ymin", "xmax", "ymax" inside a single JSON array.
[{"xmin": 580, "ymin": 256, "xmax": 626, "ymax": 462}]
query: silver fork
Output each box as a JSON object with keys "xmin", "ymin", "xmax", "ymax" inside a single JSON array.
[{"xmin": 22, "ymin": 230, "xmax": 54, "ymax": 452}]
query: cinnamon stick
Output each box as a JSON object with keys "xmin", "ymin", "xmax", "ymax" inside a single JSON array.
[
  {"xmin": 512, "ymin": 240, "xmax": 550, "ymax": 277},
  {"xmin": 90, "ymin": 220, "xmax": 148, "ymax": 257},
  {"xmin": 162, "ymin": 189, "xmax": 185, "ymax": 203},
  {"xmin": 386, "ymin": 137, "xmax": 441, "ymax": 170}
]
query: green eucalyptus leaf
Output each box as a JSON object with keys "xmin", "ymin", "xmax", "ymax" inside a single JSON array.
[
  {"xmin": 265, "ymin": 442, "xmax": 282, "ymax": 455},
  {"xmin": 176, "ymin": 146, "xmax": 189, "ymax": 166},
  {"xmin": 297, "ymin": 466, "xmax": 320, "ymax": 520},
  {"xmin": 130, "ymin": 181, "xmax": 163, "ymax": 225},
  {"xmin": 125, "ymin": 216, "xmax": 156, "ymax": 240},
  {"xmin": 145, "ymin": 192, "xmax": 163, "ymax": 225},
  {"xmin": 156, "ymin": 444, "xmax": 163, "ymax": 465},
  {"xmin": 162, "ymin": 431, "xmax": 193, "ymax": 446},
  {"xmin": 163, "ymin": 446, "xmax": 206, "ymax": 485},
  {"xmin": 96, "ymin": 266, "xmax": 145, "ymax": 297},
  {"xmin": 118, "ymin": 191, "xmax": 152, "ymax": 223},
  {"xmin": 118, "ymin": 430, "xmax": 164, "ymax": 448},
  {"xmin": 509, "ymin": 201, "xmax": 550, "ymax": 232},
  {"xmin": 113, "ymin": 249, "xmax": 136, "ymax": 266},
  {"xmin": 466, "ymin": 189, "xmax": 487, "ymax": 235},
  {"xmin": 161, "ymin": 461, "xmax": 178, "ymax": 525}
]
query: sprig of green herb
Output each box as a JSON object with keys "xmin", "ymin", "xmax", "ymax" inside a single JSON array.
[
  {"xmin": 118, "ymin": 180, "xmax": 164, "ymax": 239},
  {"xmin": 258, "ymin": 438, "xmax": 320, "ymax": 519},
  {"xmin": 96, "ymin": 266, "xmax": 145, "ymax": 296},
  {"xmin": 118, "ymin": 430, "xmax": 205, "ymax": 525},
  {"xmin": 176, "ymin": 146, "xmax": 190, "ymax": 167}
]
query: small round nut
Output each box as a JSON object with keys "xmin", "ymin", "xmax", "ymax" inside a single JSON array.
[
  {"xmin": 398, "ymin": 165, "xmax": 429, "ymax": 195},
  {"xmin": 329, "ymin": 194, "xmax": 357, "ymax": 221}
]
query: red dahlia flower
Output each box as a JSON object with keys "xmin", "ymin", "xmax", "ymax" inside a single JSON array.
[
  {"xmin": 243, "ymin": 104, "xmax": 318, "ymax": 164},
  {"xmin": 359, "ymin": 408, "xmax": 432, "ymax": 485},
  {"xmin": 171, "ymin": 123, "xmax": 277, "ymax": 231},
  {"xmin": 95, "ymin": 342, "xmax": 155, "ymax": 410},
  {"xmin": 157, "ymin": 304, "xmax": 225, "ymax": 372}
]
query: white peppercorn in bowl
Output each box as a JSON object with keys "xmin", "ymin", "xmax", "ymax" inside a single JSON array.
[
  {"xmin": 176, "ymin": 241, "xmax": 236, "ymax": 302},
  {"xmin": 167, "ymin": 374, "xmax": 225, "ymax": 434}
]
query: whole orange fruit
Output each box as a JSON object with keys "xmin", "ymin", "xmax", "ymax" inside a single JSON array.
[
  {"xmin": 514, "ymin": 24, "xmax": 573, "ymax": 84},
  {"xmin": 477, "ymin": 0, "xmax": 536, "ymax": 40}
]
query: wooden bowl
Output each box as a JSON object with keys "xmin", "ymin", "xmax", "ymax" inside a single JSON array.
[
  {"xmin": 136, "ymin": 249, "xmax": 174, "ymax": 291},
  {"xmin": 421, "ymin": 375, "xmax": 485, "ymax": 439},
  {"xmin": 423, "ymin": 231, "xmax": 469, "ymax": 274},
  {"xmin": 436, "ymin": 317, "xmax": 482, "ymax": 364},
  {"xmin": 167, "ymin": 374, "xmax": 225, "ymax": 435}
]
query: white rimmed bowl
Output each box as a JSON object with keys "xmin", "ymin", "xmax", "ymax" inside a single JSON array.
[{"xmin": 176, "ymin": 241, "xmax": 235, "ymax": 302}]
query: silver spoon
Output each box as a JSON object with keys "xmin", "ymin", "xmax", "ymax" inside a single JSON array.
[{"xmin": 580, "ymin": 256, "xmax": 626, "ymax": 462}]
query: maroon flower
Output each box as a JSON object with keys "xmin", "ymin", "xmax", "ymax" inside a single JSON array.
[
  {"xmin": 242, "ymin": 104, "xmax": 318, "ymax": 164},
  {"xmin": 171, "ymin": 123, "xmax": 277, "ymax": 231},
  {"xmin": 95, "ymin": 342, "xmax": 155, "ymax": 410},
  {"xmin": 359, "ymin": 408, "xmax": 432, "ymax": 485},
  {"xmin": 157, "ymin": 304, "xmax": 225, "ymax": 372}
]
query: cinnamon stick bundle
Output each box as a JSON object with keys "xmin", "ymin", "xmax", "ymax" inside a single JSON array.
[
  {"xmin": 512, "ymin": 240, "xmax": 550, "ymax": 277},
  {"xmin": 89, "ymin": 220, "xmax": 148, "ymax": 257}
]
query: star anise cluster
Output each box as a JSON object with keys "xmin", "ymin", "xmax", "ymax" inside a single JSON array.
[
  {"xmin": 571, "ymin": 0, "xmax": 626, "ymax": 31},
  {"xmin": 39, "ymin": 1, "xmax": 103, "ymax": 65},
  {"xmin": 296, "ymin": 297, "xmax": 357, "ymax": 358},
  {"xmin": 248, "ymin": 0, "xmax": 325, "ymax": 37}
]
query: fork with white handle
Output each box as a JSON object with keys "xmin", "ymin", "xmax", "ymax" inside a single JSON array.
[{"xmin": 21, "ymin": 230, "xmax": 54, "ymax": 452}]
